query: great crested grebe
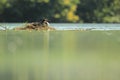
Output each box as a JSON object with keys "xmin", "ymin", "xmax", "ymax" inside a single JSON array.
[
  {"xmin": 14, "ymin": 19, "xmax": 55, "ymax": 30},
  {"xmin": 30, "ymin": 19, "xmax": 49, "ymax": 27}
]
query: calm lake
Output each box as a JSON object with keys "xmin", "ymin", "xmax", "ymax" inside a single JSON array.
[
  {"xmin": 0, "ymin": 23, "xmax": 120, "ymax": 30},
  {"xmin": 0, "ymin": 23, "xmax": 120, "ymax": 80}
]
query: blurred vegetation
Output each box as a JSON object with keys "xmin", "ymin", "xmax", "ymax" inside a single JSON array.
[{"xmin": 0, "ymin": 0, "xmax": 120, "ymax": 23}]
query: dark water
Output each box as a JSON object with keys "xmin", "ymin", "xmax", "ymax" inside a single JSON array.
[{"xmin": 0, "ymin": 23, "xmax": 120, "ymax": 30}]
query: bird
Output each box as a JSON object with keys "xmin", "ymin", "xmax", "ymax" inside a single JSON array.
[
  {"xmin": 14, "ymin": 19, "xmax": 55, "ymax": 31},
  {"xmin": 29, "ymin": 19, "xmax": 49, "ymax": 27},
  {"xmin": 41, "ymin": 19, "xmax": 50, "ymax": 27}
]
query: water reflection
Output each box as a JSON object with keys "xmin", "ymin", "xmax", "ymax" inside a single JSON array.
[{"xmin": 0, "ymin": 31, "xmax": 120, "ymax": 80}]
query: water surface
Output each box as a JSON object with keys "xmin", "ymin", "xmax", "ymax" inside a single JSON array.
[
  {"xmin": 0, "ymin": 24, "xmax": 120, "ymax": 80},
  {"xmin": 0, "ymin": 23, "xmax": 120, "ymax": 30}
]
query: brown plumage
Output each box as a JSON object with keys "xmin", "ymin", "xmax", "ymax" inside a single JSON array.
[{"xmin": 14, "ymin": 19, "xmax": 55, "ymax": 31}]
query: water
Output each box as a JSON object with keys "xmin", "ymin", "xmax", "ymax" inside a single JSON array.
[
  {"xmin": 1, "ymin": 24, "xmax": 120, "ymax": 80},
  {"xmin": 51, "ymin": 23, "xmax": 120, "ymax": 30},
  {"xmin": 0, "ymin": 23, "xmax": 120, "ymax": 30}
]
